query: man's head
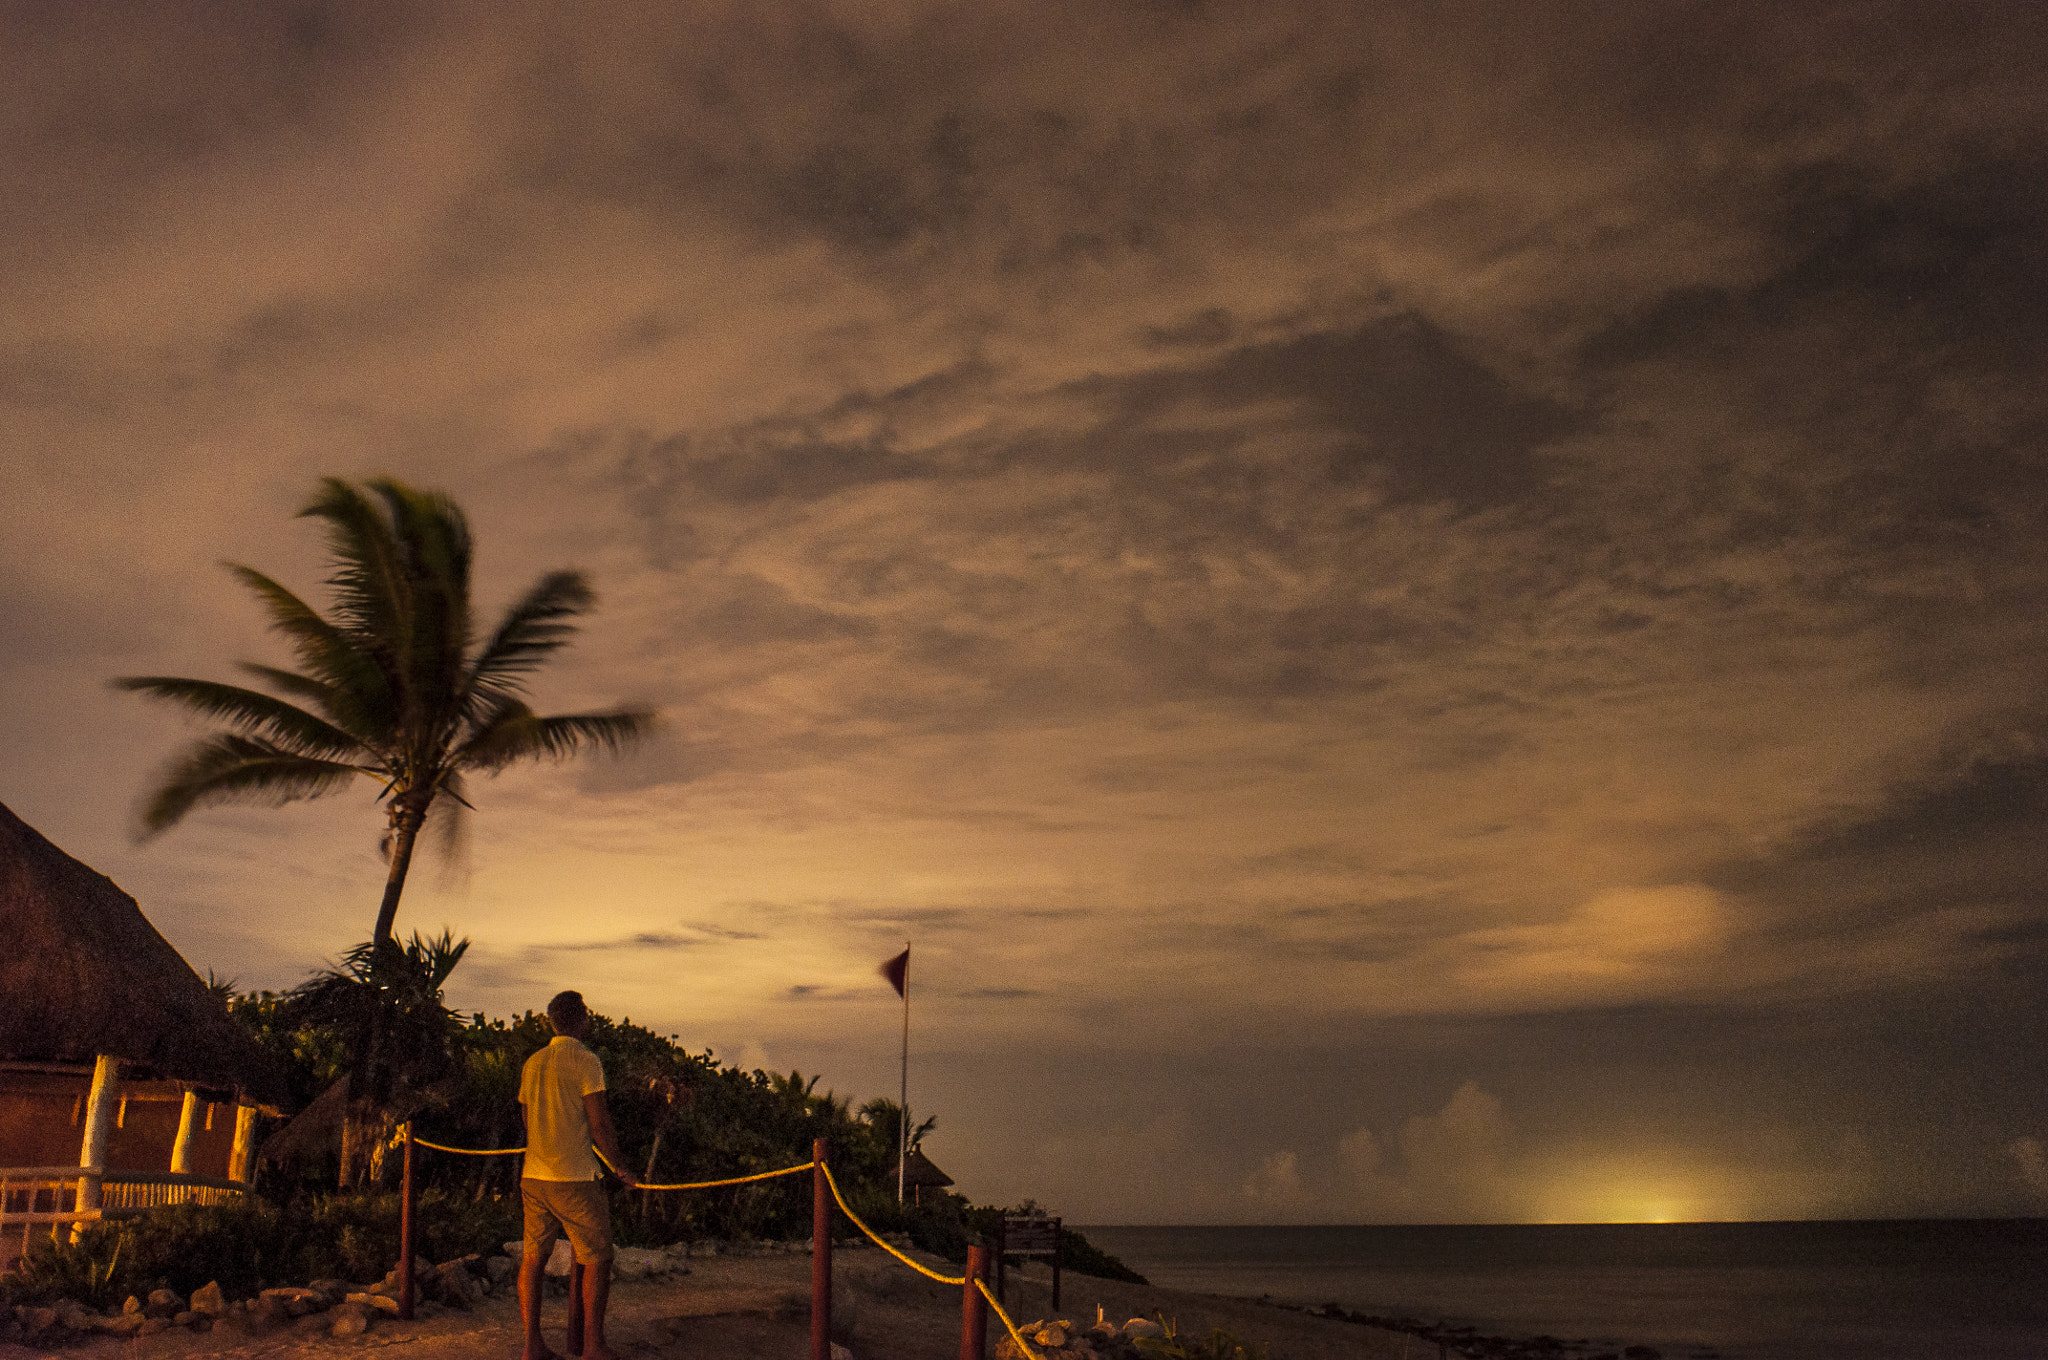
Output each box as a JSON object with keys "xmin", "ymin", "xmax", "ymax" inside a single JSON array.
[{"xmin": 547, "ymin": 990, "xmax": 591, "ymax": 1038}]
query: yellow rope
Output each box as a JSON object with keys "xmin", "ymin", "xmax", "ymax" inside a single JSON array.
[
  {"xmin": 975, "ymin": 1276, "xmax": 1043, "ymax": 1360},
  {"xmin": 818, "ymin": 1163, "xmax": 966, "ymax": 1285},
  {"xmin": 413, "ymin": 1137, "xmax": 525, "ymax": 1156},
  {"xmin": 411, "ymin": 1133, "xmax": 812, "ymax": 1189},
  {"xmin": 593, "ymin": 1146, "xmax": 817, "ymax": 1191}
]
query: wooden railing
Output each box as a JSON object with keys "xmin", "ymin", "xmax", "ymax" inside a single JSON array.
[{"xmin": 1, "ymin": 1167, "xmax": 247, "ymax": 1269}]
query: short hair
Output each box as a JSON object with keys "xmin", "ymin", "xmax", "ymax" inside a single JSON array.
[{"xmin": 547, "ymin": 990, "xmax": 588, "ymax": 1032}]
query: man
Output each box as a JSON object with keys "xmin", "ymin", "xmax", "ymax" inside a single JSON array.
[{"xmin": 519, "ymin": 991, "xmax": 639, "ymax": 1360}]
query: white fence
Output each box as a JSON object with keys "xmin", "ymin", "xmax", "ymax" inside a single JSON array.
[{"xmin": 1, "ymin": 1167, "xmax": 247, "ymax": 1269}]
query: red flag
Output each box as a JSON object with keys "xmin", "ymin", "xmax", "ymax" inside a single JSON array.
[{"xmin": 880, "ymin": 947, "xmax": 909, "ymax": 998}]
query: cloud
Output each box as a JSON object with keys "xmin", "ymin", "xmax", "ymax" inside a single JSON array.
[
  {"xmin": 1242, "ymin": 1150, "xmax": 1310, "ymax": 1211},
  {"xmin": 1336, "ymin": 1082, "xmax": 1517, "ymax": 1223},
  {"xmin": 2010, "ymin": 1138, "xmax": 2048, "ymax": 1196}
]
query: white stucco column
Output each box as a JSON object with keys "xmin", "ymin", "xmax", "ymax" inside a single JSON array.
[
  {"xmin": 77, "ymin": 1055, "xmax": 120, "ymax": 1210},
  {"xmin": 228, "ymin": 1106, "xmax": 259, "ymax": 1184},
  {"xmin": 169, "ymin": 1091, "xmax": 200, "ymax": 1175}
]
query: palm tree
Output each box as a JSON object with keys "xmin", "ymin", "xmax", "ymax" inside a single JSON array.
[{"xmin": 116, "ymin": 477, "xmax": 653, "ymax": 945}]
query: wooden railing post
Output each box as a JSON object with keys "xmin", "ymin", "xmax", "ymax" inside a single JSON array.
[
  {"xmin": 812, "ymin": 1138, "xmax": 831, "ymax": 1360},
  {"xmin": 961, "ymin": 1244, "xmax": 989, "ymax": 1360},
  {"xmin": 398, "ymin": 1123, "xmax": 416, "ymax": 1320}
]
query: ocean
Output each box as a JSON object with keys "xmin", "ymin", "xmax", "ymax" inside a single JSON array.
[{"xmin": 1074, "ymin": 1221, "xmax": 2048, "ymax": 1360}]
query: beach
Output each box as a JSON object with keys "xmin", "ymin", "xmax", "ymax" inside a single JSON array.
[{"xmin": 1, "ymin": 1251, "xmax": 1413, "ymax": 1360}]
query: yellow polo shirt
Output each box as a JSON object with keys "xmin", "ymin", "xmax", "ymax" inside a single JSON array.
[{"xmin": 518, "ymin": 1036, "xmax": 607, "ymax": 1181}]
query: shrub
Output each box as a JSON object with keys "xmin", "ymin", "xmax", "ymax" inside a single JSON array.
[{"xmin": 3, "ymin": 1189, "xmax": 520, "ymax": 1309}]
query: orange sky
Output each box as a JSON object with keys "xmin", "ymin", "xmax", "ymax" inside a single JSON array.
[{"xmin": 2, "ymin": 1, "xmax": 2046, "ymax": 1223}]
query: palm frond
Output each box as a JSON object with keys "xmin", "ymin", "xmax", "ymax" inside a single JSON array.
[
  {"xmin": 464, "ymin": 570, "xmax": 595, "ymax": 704},
  {"xmin": 227, "ymin": 567, "xmax": 396, "ymax": 736},
  {"xmin": 112, "ymin": 676, "xmax": 364, "ymax": 758},
  {"xmin": 371, "ymin": 479, "xmax": 474, "ymax": 721},
  {"xmin": 299, "ymin": 478, "xmax": 413, "ymax": 656},
  {"xmin": 455, "ymin": 700, "xmax": 654, "ymax": 771},
  {"xmin": 137, "ymin": 734, "xmax": 368, "ymax": 835}
]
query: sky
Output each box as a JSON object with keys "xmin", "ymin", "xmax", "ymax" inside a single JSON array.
[{"xmin": 2, "ymin": 1, "xmax": 2045, "ymax": 1225}]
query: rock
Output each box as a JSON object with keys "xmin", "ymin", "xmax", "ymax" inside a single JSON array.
[
  {"xmin": 1035, "ymin": 1323, "xmax": 1070, "ymax": 1347},
  {"xmin": 503, "ymin": 1239, "xmax": 525, "ymax": 1260},
  {"xmin": 347, "ymin": 1291, "xmax": 402, "ymax": 1314},
  {"xmin": 140, "ymin": 1315, "xmax": 175, "ymax": 1336},
  {"xmin": 146, "ymin": 1288, "xmax": 185, "ymax": 1319},
  {"xmin": 190, "ymin": 1280, "xmax": 227, "ymax": 1316},
  {"xmin": 832, "ymin": 1345, "xmax": 854, "ymax": 1360},
  {"xmin": 174, "ymin": 1310, "xmax": 198, "ymax": 1327},
  {"xmin": 330, "ymin": 1303, "xmax": 373, "ymax": 1337},
  {"xmin": 308, "ymin": 1278, "xmax": 351, "ymax": 1306},
  {"xmin": 18, "ymin": 1306, "xmax": 57, "ymax": 1341},
  {"xmin": 1123, "ymin": 1318, "xmax": 1164, "ymax": 1338},
  {"xmin": 430, "ymin": 1260, "xmax": 480, "ymax": 1310},
  {"xmin": 612, "ymin": 1246, "xmax": 668, "ymax": 1279},
  {"xmin": 123, "ymin": 1295, "xmax": 144, "ymax": 1315},
  {"xmin": 487, "ymin": 1255, "xmax": 517, "ymax": 1285},
  {"xmin": 546, "ymin": 1238, "xmax": 575, "ymax": 1276},
  {"xmin": 100, "ymin": 1311, "xmax": 149, "ymax": 1337},
  {"xmin": 55, "ymin": 1300, "xmax": 96, "ymax": 1331},
  {"xmin": 295, "ymin": 1311, "xmax": 335, "ymax": 1334}
]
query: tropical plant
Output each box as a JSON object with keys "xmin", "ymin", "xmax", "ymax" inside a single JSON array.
[
  {"xmin": 283, "ymin": 930, "xmax": 471, "ymax": 1184},
  {"xmin": 115, "ymin": 476, "xmax": 653, "ymax": 945}
]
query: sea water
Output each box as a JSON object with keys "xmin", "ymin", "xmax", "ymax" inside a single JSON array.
[{"xmin": 1075, "ymin": 1220, "xmax": 2048, "ymax": 1360}]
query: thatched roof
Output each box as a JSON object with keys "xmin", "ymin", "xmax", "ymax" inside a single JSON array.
[
  {"xmin": 0, "ymin": 800, "xmax": 288, "ymax": 1109},
  {"xmin": 903, "ymin": 1146, "xmax": 953, "ymax": 1188}
]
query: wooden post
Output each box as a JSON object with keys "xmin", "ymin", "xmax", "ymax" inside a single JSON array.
[
  {"xmin": 77, "ymin": 1056, "xmax": 119, "ymax": 1211},
  {"xmin": 228, "ymin": 1106, "xmax": 259, "ymax": 1184},
  {"xmin": 812, "ymin": 1138, "xmax": 831, "ymax": 1360},
  {"xmin": 169, "ymin": 1091, "xmax": 200, "ymax": 1175},
  {"xmin": 961, "ymin": 1245, "xmax": 989, "ymax": 1360},
  {"xmin": 1052, "ymin": 1224, "xmax": 1061, "ymax": 1313},
  {"xmin": 398, "ymin": 1123, "xmax": 416, "ymax": 1320},
  {"xmin": 995, "ymin": 1217, "xmax": 1006, "ymax": 1305}
]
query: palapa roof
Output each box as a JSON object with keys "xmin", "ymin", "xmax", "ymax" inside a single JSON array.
[
  {"xmin": 0, "ymin": 800, "xmax": 288, "ymax": 1109},
  {"xmin": 903, "ymin": 1146, "xmax": 953, "ymax": 1188}
]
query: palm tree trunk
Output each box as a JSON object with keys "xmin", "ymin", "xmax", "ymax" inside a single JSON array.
[{"xmin": 372, "ymin": 801, "xmax": 428, "ymax": 944}]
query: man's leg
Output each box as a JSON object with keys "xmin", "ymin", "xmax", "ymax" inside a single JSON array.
[
  {"xmin": 566, "ymin": 1265, "xmax": 584, "ymax": 1358},
  {"xmin": 519, "ymin": 1179, "xmax": 562, "ymax": 1360},
  {"xmin": 579, "ymin": 1259, "xmax": 616, "ymax": 1360},
  {"xmin": 555, "ymin": 1182, "xmax": 619, "ymax": 1360}
]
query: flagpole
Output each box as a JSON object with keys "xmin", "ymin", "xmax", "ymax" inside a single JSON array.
[{"xmin": 898, "ymin": 941, "xmax": 909, "ymax": 1203}]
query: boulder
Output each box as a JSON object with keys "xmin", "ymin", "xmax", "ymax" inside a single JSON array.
[
  {"xmin": 487, "ymin": 1255, "xmax": 517, "ymax": 1285},
  {"xmin": 347, "ymin": 1291, "xmax": 402, "ymax": 1315},
  {"xmin": 430, "ymin": 1260, "xmax": 481, "ymax": 1310},
  {"xmin": 146, "ymin": 1288, "xmax": 185, "ymax": 1319},
  {"xmin": 1123, "ymin": 1318, "xmax": 1164, "ymax": 1338},
  {"xmin": 330, "ymin": 1303, "xmax": 373, "ymax": 1337},
  {"xmin": 55, "ymin": 1300, "xmax": 96, "ymax": 1332},
  {"xmin": 139, "ymin": 1316, "xmax": 174, "ymax": 1336},
  {"xmin": 308, "ymin": 1278, "xmax": 352, "ymax": 1307},
  {"xmin": 122, "ymin": 1295, "xmax": 144, "ymax": 1316},
  {"xmin": 190, "ymin": 1280, "xmax": 227, "ymax": 1316},
  {"xmin": 546, "ymin": 1238, "xmax": 575, "ymax": 1276},
  {"xmin": 612, "ymin": 1246, "xmax": 668, "ymax": 1279},
  {"xmin": 17, "ymin": 1306, "xmax": 58, "ymax": 1343},
  {"xmin": 100, "ymin": 1311, "xmax": 149, "ymax": 1337}
]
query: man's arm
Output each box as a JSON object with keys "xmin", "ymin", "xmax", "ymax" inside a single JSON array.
[{"xmin": 584, "ymin": 1092, "xmax": 640, "ymax": 1188}]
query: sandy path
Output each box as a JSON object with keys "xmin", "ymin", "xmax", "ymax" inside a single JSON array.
[{"xmin": 2, "ymin": 1251, "xmax": 1414, "ymax": 1360}]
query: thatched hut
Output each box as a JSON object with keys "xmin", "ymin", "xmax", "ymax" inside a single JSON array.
[
  {"xmin": 0, "ymin": 799, "xmax": 287, "ymax": 1189},
  {"xmin": 902, "ymin": 1146, "xmax": 955, "ymax": 1206}
]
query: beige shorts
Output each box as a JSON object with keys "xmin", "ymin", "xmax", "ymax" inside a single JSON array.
[{"xmin": 521, "ymin": 1177, "xmax": 615, "ymax": 1266}]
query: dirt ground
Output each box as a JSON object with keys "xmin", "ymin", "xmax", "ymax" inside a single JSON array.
[{"xmin": 2, "ymin": 1250, "xmax": 1415, "ymax": 1360}]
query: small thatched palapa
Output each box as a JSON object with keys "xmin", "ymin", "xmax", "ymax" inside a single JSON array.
[
  {"xmin": 903, "ymin": 1146, "xmax": 954, "ymax": 1189},
  {"xmin": 0, "ymin": 799, "xmax": 287, "ymax": 1109}
]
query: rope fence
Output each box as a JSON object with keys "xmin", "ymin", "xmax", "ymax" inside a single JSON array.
[{"xmin": 398, "ymin": 1126, "xmax": 1041, "ymax": 1360}]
